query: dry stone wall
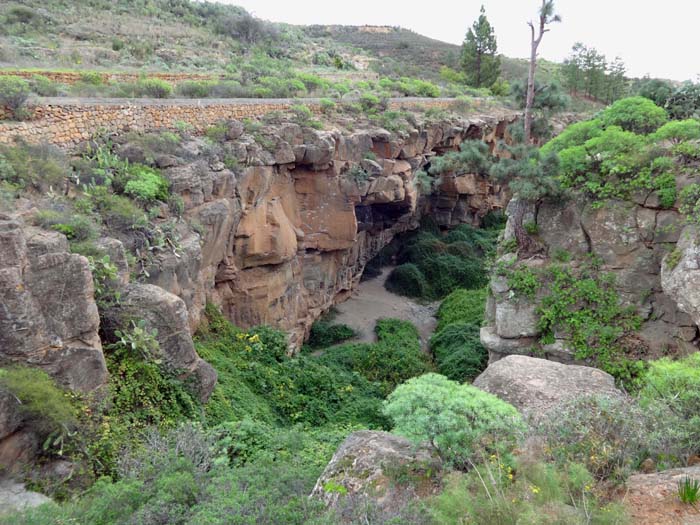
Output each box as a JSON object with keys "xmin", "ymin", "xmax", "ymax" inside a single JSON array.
[{"xmin": 0, "ymin": 97, "xmax": 465, "ymax": 148}]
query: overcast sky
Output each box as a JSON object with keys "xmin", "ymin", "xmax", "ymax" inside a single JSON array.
[{"xmin": 219, "ymin": 0, "xmax": 699, "ymax": 82}]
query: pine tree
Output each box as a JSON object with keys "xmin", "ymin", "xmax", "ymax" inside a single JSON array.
[{"xmin": 460, "ymin": 6, "xmax": 501, "ymax": 89}]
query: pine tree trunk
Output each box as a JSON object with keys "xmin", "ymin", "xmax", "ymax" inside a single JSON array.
[
  {"xmin": 511, "ymin": 199, "xmax": 536, "ymax": 255},
  {"xmin": 524, "ymin": 37, "xmax": 538, "ymax": 143}
]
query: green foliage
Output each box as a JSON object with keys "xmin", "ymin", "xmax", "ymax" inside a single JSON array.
[
  {"xmin": 195, "ymin": 305, "xmax": 388, "ymax": 428},
  {"xmin": 512, "ymin": 80, "xmax": 570, "ymax": 113},
  {"xmin": 30, "ymin": 74, "xmax": 61, "ymax": 97},
  {"xmin": 460, "ymin": 6, "xmax": 500, "ymax": 88},
  {"xmin": 652, "ymin": 119, "xmax": 700, "ymax": 143},
  {"xmin": 665, "ymin": 83, "xmax": 700, "ymax": 120},
  {"xmin": 385, "ymin": 223, "xmax": 498, "ymax": 300},
  {"xmin": 378, "ymin": 76, "xmax": 441, "ymax": 97},
  {"xmin": 536, "ymin": 394, "xmax": 653, "ymax": 481},
  {"xmin": 0, "ymin": 366, "xmax": 77, "ymax": 436},
  {"xmin": 135, "ymin": 78, "xmax": 173, "ymax": 98},
  {"xmin": 430, "ymin": 459, "xmax": 629, "ymax": 525},
  {"xmin": 0, "ymin": 141, "xmax": 67, "ymax": 190},
  {"xmin": 490, "ymin": 144, "xmax": 564, "ymax": 202},
  {"xmin": 176, "ymin": 80, "xmax": 214, "ymax": 98},
  {"xmin": 430, "ymin": 323, "xmax": 487, "ymax": 382},
  {"xmin": 307, "ymin": 318, "xmax": 355, "ymax": 349},
  {"xmin": 540, "ymin": 119, "xmax": 604, "ymax": 155},
  {"xmin": 679, "ymin": 183, "xmax": 700, "ymax": 223},
  {"xmin": 599, "ymin": 96, "xmax": 668, "ymax": 135},
  {"xmin": 639, "ymin": 353, "xmax": 700, "ymax": 463},
  {"xmin": 0, "ymin": 75, "xmax": 30, "ymax": 115},
  {"xmin": 384, "ymin": 373, "xmax": 524, "ymax": 468},
  {"xmin": 122, "ymin": 165, "xmax": 170, "ymax": 203},
  {"xmin": 561, "ymin": 42, "xmax": 628, "ymax": 103},
  {"xmin": 435, "ymin": 287, "xmax": 487, "ymax": 331},
  {"xmin": 636, "ymin": 78, "xmax": 674, "ymax": 108},
  {"xmin": 678, "ymin": 477, "xmax": 700, "ymax": 505},
  {"xmin": 536, "ymin": 262, "xmax": 645, "ymax": 388},
  {"xmin": 33, "ymin": 209, "xmax": 99, "ymax": 242},
  {"xmin": 429, "ymin": 140, "xmax": 492, "ymax": 177},
  {"xmin": 319, "ymin": 319, "xmax": 431, "ymax": 396}
]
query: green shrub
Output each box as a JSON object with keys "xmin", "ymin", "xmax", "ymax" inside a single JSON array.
[
  {"xmin": 0, "ymin": 75, "xmax": 30, "ymax": 116},
  {"xmin": 34, "ymin": 209, "xmax": 99, "ymax": 242},
  {"xmin": 319, "ymin": 319, "xmax": 431, "ymax": 395},
  {"xmin": 136, "ymin": 78, "xmax": 173, "ymax": 98},
  {"xmin": 540, "ymin": 119, "xmax": 604, "ymax": 155},
  {"xmin": 599, "ymin": 96, "xmax": 668, "ymax": 135},
  {"xmin": 79, "ymin": 72, "xmax": 104, "ymax": 86},
  {"xmin": 0, "ymin": 366, "xmax": 77, "ymax": 436},
  {"xmin": 535, "ymin": 394, "xmax": 651, "ymax": 481},
  {"xmin": 678, "ymin": 477, "xmax": 700, "ymax": 505},
  {"xmin": 385, "ymin": 263, "xmax": 429, "ymax": 298},
  {"xmin": 307, "ymin": 319, "xmax": 355, "ymax": 349},
  {"xmin": 30, "ymin": 74, "xmax": 61, "ymax": 97},
  {"xmin": 679, "ymin": 183, "xmax": 700, "ymax": 223},
  {"xmin": 122, "ymin": 165, "xmax": 170, "ymax": 203},
  {"xmin": 652, "ymin": 119, "xmax": 700, "ymax": 144},
  {"xmin": 430, "ymin": 322, "xmax": 487, "ymax": 382},
  {"xmin": 429, "ymin": 459, "xmax": 628, "ymax": 525},
  {"xmin": 384, "ymin": 373, "xmax": 524, "ymax": 468},
  {"xmin": 639, "ymin": 353, "xmax": 700, "ymax": 463},
  {"xmin": 666, "ymin": 83, "xmax": 700, "ymax": 120},
  {"xmin": 436, "ymin": 288, "xmax": 487, "ymax": 331},
  {"xmin": 0, "ymin": 142, "xmax": 67, "ymax": 190},
  {"xmin": 177, "ymin": 80, "xmax": 214, "ymax": 98}
]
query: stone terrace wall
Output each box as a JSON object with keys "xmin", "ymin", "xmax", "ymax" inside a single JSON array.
[
  {"xmin": 0, "ymin": 70, "xmax": 216, "ymax": 85},
  {"xmin": 0, "ymin": 97, "xmax": 483, "ymax": 148}
]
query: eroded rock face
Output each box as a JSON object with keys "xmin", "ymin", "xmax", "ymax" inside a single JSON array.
[
  {"xmin": 482, "ymin": 193, "xmax": 698, "ymax": 364},
  {"xmin": 0, "ymin": 218, "xmax": 108, "ymax": 392},
  {"xmin": 143, "ymin": 115, "xmax": 515, "ymax": 348},
  {"xmin": 624, "ymin": 466, "xmax": 700, "ymax": 525},
  {"xmin": 310, "ymin": 430, "xmax": 440, "ymax": 517},
  {"xmin": 101, "ymin": 284, "xmax": 216, "ymax": 401},
  {"xmin": 473, "ymin": 355, "xmax": 623, "ymax": 419}
]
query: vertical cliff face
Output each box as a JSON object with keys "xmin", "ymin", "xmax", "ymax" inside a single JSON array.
[
  {"xmin": 482, "ymin": 193, "xmax": 699, "ymax": 366},
  {"xmin": 130, "ymin": 116, "xmax": 516, "ymax": 348}
]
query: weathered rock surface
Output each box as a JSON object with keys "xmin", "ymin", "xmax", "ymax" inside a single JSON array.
[
  {"xmin": 473, "ymin": 355, "xmax": 624, "ymax": 418},
  {"xmin": 482, "ymin": 193, "xmax": 698, "ymax": 364},
  {"xmin": 0, "ymin": 217, "xmax": 108, "ymax": 392},
  {"xmin": 102, "ymin": 283, "xmax": 216, "ymax": 401},
  {"xmin": 624, "ymin": 466, "xmax": 700, "ymax": 525},
  {"xmin": 125, "ymin": 115, "xmax": 515, "ymax": 348},
  {"xmin": 0, "ymin": 477, "xmax": 51, "ymax": 515},
  {"xmin": 310, "ymin": 430, "xmax": 440, "ymax": 516}
]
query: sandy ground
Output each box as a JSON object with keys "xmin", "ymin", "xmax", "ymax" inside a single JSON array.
[{"xmin": 331, "ymin": 267, "xmax": 439, "ymax": 350}]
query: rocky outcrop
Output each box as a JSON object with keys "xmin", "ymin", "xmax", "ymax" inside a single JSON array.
[
  {"xmin": 624, "ymin": 466, "xmax": 700, "ymax": 525},
  {"xmin": 0, "ymin": 477, "xmax": 51, "ymax": 515},
  {"xmin": 482, "ymin": 193, "xmax": 698, "ymax": 363},
  {"xmin": 661, "ymin": 225, "xmax": 700, "ymax": 330},
  {"xmin": 101, "ymin": 284, "xmax": 217, "ymax": 401},
  {"xmin": 473, "ymin": 355, "xmax": 624, "ymax": 419},
  {"xmin": 132, "ymin": 116, "xmax": 514, "ymax": 348},
  {"xmin": 310, "ymin": 430, "xmax": 440, "ymax": 517},
  {"xmin": 0, "ymin": 217, "xmax": 108, "ymax": 392}
]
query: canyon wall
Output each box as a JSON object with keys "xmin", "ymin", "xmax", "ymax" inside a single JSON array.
[{"xmin": 134, "ymin": 115, "xmax": 515, "ymax": 348}]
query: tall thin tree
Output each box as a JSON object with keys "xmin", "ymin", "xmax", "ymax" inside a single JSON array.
[{"xmin": 524, "ymin": 0, "xmax": 560, "ymax": 142}]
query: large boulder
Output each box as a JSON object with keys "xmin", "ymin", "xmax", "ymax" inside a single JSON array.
[
  {"xmin": 0, "ymin": 218, "xmax": 108, "ymax": 393},
  {"xmin": 102, "ymin": 284, "xmax": 216, "ymax": 401},
  {"xmin": 662, "ymin": 225, "xmax": 700, "ymax": 328},
  {"xmin": 473, "ymin": 355, "xmax": 623, "ymax": 419},
  {"xmin": 310, "ymin": 431, "xmax": 441, "ymax": 517}
]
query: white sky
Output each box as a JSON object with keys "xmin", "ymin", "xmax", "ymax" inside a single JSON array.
[{"xmin": 218, "ymin": 0, "xmax": 699, "ymax": 82}]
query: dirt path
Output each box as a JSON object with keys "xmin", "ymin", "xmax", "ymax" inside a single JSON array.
[{"xmin": 331, "ymin": 267, "xmax": 439, "ymax": 350}]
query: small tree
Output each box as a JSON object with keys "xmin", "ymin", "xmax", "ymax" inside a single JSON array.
[
  {"xmin": 383, "ymin": 373, "xmax": 524, "ymax": 468},
  {"xmin": 0, "ymin": 75, "xmax": 30, "ymax": 119},
  {"xmin": 524, "ymin": 0, "xmax": 561, "ymax": 142},
  {"xmin": 460, "ymin": 5, "xmax": 501, "ymax": 89}
]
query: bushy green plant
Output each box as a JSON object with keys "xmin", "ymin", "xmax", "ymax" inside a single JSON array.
[
  {"xmin": 33, "ymin": 209, "xmax": 99, "ymax": 242},
  {"xmin": 540, "ymin": 119, "xmax": 604, "ymax": 155},
  {"xmin": 639, "ymin": 353, "xmax": 700, "ymax": 463},
  {"xmin": 385, "ymin": 262, "xmax": 429, "ymax": 298},
  {"xmin": 136, "ymin": 78, "xmax": 173, "ymax": 98},
  {"xmin": 678, "ymin": 477, "xmax": 700, "ymax": 505},
  {"xmin": 429, "ymin": 459, "xmax": 628, "ymax": 525},
  {"xmin": 436, "ymin": 288, "xmax": 487, "ymax": 331},
  {"xmin": 0, "ymin": 142, "xmax": 67, "ymax": 190},
  {"xmin": 430, "ymin": 322, "xmax": 487, "ymax": 382},
  {"xmin": 599, "ymin": 96, "xmax": 668, "ymax": 135},
  {"xmin": 307, "ymin": 319, "xmax": 355, "ymax": 349},
  {"xmin": 666, "ymin": 83, "xmax": 700, "ymax": 120},
  {"xmin": 122, "ymin": 165, "xmax": 170, "ymax": 203},
  {"xmin": 535, "ymin": 394, "xmax": 651, "ymax": 481},
  {"xmin": 30, "ymin": 74, "xmax": 61, "ymax": 97},
  {"xmin": 177, "ymin": 80, "xmax": 214, "ymax": 98},
  {"xmin": 652, "ymin": 119, "xmax": 700, "ymax": 144},
  {"xmin": 679, "ymin": 183, "xmax": 700, "ymax": 223},
  {"xmin": 384, "ymin": 373, "xmax": 524, "ymax": 468},
  {"xmin": 0, "ymin": 75, "xmax": 31, "ymax": 116},
  {"xmin": 0, "ymin": 366, "xmax": 77, "ymax": 436}
]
